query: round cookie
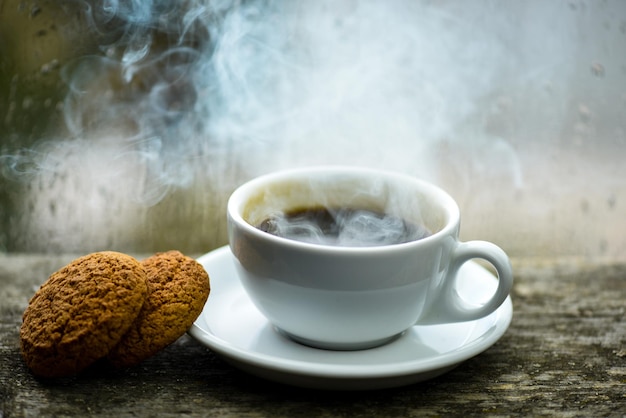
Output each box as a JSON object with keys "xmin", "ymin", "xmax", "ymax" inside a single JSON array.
[
  {"xmin": 108, "ymin": 250, "xmax": 210, "ymax": 368},
  {"xmin": 20, "ymin": 252, "xmax": 148, "ymax": 378}
]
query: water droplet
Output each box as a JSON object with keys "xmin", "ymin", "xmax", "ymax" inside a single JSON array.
[
  {"xmin": 590, "ymin": 62, "xmax": 605, "ymax": 77},
  {"xmin": 607, "ymin": 194, "xmax": 617, "ymax": 209},
  {"xmin": 22, "ymin": 97, "xmax": 33, "ymax": 110},
  {"xmin": 30, "ymin": 5, "xmax": 42, "ymax": 18},
  {"xmin": 41, "ymin": 62, "xmax": 53, "ymax": 74},
  {"xmin": 599, "ymin": 239, "xmax": 608, "ymax": 254},
  {"xmin": 578, "ymin": 104, "xmax": 591, "ymax": 122},
  {"xmin": 543, "ymin": 81, "xmax": 554, "ymax": 94}
]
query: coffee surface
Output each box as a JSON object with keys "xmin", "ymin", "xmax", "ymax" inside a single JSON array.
[{"xmin": 257, "ymin": 207, "xmax": 431, "ymax": 247}]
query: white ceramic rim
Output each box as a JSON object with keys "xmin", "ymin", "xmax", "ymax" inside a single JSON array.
[{"xmin": 227, "ymin": 165, "xmax": 461, "ymax": 254}]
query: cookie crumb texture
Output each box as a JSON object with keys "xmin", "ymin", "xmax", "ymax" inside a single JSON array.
[
  {"xmin": 20, "ymin": 252, "xmax": 148, "ymax": 378},
  {"xmin": 108, "ymin": 250, "xmax": 211, "ymax": 368}
]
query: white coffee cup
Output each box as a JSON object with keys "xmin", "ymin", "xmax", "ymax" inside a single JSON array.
[{"xmin": 227, "ymin": 166, "xmax": 513, "ymax": 350}]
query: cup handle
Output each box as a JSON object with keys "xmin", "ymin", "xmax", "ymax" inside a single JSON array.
[{"xmin": 417, "ymin": 240, "xmax": 513, "ymax": 325}]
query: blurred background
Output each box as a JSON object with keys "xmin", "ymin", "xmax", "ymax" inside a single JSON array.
[{"xmin": 1, "ymin": 0, "xmax": 625, "ymax": 259}]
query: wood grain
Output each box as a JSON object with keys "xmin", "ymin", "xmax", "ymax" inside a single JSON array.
[{"xmin": 1, "ymin": 254, "xmax": 624, "ymax": 417}]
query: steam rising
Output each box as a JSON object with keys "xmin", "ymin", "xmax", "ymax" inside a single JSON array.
[
  {"xmin": 259, "ymin": 208, "xmax": 431, "ymax": 247},
  {"xmin": 2, "ymin": 0, "xmax": 625, "ymax": 254},
  {"xmin": 4, "ymin": 0, "xmax": 529, "ymax": 196}
]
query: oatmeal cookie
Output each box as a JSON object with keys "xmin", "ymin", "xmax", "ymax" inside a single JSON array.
[
  {"xmin": 20, "ymin": 252, "xmax": 148, "ymax": 378},
  {"xmin": 107, "ymin": 250, "xmax": 210, "ymax": 368}
]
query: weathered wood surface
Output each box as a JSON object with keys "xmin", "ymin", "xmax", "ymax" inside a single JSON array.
[{"xmin": 1, "ymin": 254, "xmax": 624, "ymax": 417}]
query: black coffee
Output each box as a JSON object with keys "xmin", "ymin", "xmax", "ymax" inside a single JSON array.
[{"xmin": 257, "ymin": 206, "xmax": 431, "ymax": 247}]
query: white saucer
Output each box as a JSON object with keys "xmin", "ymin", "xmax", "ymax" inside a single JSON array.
[{"xmin": 189, "ymin": 246, "xmax": 513, "ymax": 391}]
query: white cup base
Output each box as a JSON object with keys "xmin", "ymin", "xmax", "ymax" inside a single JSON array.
[{"xmin": 276, "ymin": 327, "xmax": 404, "ymax": 351}]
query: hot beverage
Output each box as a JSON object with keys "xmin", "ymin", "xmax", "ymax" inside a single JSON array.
[
  {"xmin": 228, "ymin": 166, "xmax": 513, "ymax": 350},
  {"xmin": 257, "ymin": 206, "xmax": 431, "ymax": 247}
]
